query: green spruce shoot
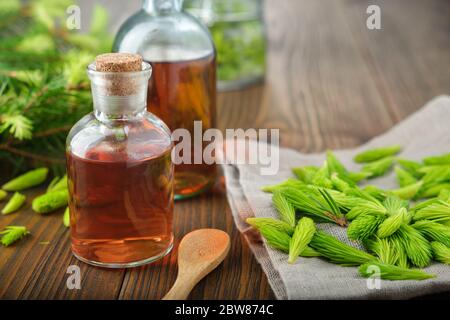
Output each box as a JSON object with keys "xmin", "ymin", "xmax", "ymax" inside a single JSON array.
[
  {"xmin": 0, "ymin": 189, "xmax": 7, "ymax": 201},
  {"xmin": 246, "ymin": 217, "xmax": 294, "ymax": 236},
  {"xmin": 2, "ymin": 192, "xmax": 26, "ymax": 215},
  {"xmin": 288, "ymin": 217, "xmax": 316, "ymax": 264},
  {"xmin": 397, "ymin": 225, "xmax": 432, "ymax": 268},
  {"xmin": 347, "ymin": 213, "xmax": 385, "ymax": 240},
  {"xmin": 395, "ymin": 166, "xmax": 418, "ymax": 187},
  {"xmin": 63, "ymin": 207, "xmax": 70, "ymax": 228},
  {"xmin": 309, "ymin": 231, "xmax": 376, "ymax": 266},
  {"xmin": 423, "ymin": 153, "xmax": 450, "ymax": 166},
  {"xmin": 412, "ymin": 220, "xmax": 450, "ymax": 247},
  {"xmin": 431, "ymin": 241, "xmax": 450, "ymax": 264},
  {"xmin": 2, "ymin": 167, "xmax": 48, "ymax": 191},
  {"xmin": 272, "ymin": 191, "xmax": 296, "ymax": 228},
  {"xmin": 281, "ymin": 187, "xmax": 347, "ymax": 226},
  {"xmin": 354, "ymin": 145, "xmax": 401, "ymax": 163},
  {"xmin": 361, "ymin": 157, "xmax": 394, "ymax": 178},
  {"xmin": 0, "ymin": 226, "xmax": 29, "ymax": 247},
  {"xmin": 391, "ymin": 181, "xmax": 423, "ymax": 200},
  {"xmin": 32, "ymin": 189, "xmax": 68, "ymax": 214},
  {"xmin": 359, "ymin": 262, "xmax": 435, "ymax": 280},
  {"xmin": 377, "ymin": 208, "xmax": 407, "ymax": 238}
]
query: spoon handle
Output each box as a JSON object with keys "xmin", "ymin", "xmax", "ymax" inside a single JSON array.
[{"xmin": 162, "ymin": 276, "xmax": 196, "ymax": 300}]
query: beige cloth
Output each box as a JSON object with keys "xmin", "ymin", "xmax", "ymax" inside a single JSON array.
[{"xmin": 222, "ymin": 96, "xmax": 450, "ymax": 299}]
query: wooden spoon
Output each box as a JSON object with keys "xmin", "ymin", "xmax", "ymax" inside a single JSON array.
[{"xmin": 162, "ymin": 228, "xmax": 230, "ymax": 300}]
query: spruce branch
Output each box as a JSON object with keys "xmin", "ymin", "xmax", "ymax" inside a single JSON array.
[
  {"xmin": 0, "ymin": 0, "xmax": 112, "ymax": 175},
  {"xmin": 0, "ymin": 144, "xmax": 65, "ymax": 164}
]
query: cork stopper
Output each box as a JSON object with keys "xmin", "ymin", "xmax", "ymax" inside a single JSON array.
[
  {"xmin": 95, "ymin": 53, "xmax": 142, "ymax": 73},
  {"xmin": 93, "ymin": 53, "xmax": 143, "ymax": 96}
]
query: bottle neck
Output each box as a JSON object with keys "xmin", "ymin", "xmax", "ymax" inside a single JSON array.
[
  {"xmin": 87, "ymin": 61, "xmax": 152, "ymax": 122},
  {"xmin": 143, "ymin": 0, "xmax": 183, "ymax": 15},
  {"xmin": 90, "ymin": 80, "xmax": 148, "ymax": 121},
  {"xmin": 93, "ymin": 97, "xmax": 147, "ymax": 121},
  {"xmin": 94, "ymin": 108, "xmax": 146, "ymax": 123}
]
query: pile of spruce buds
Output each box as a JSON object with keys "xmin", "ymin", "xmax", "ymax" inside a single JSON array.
[{"xmin": 248, "ymin": 146, "xmax": 450, "ymax": 280}]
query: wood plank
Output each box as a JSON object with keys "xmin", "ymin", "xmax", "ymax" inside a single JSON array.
[
  {"xmin": 341, "ymin": 0, "xmax": 450, "ymax": 120},
  {"xmin": 0, "ymin": 188, "xmax": 64, "ymax": 299},
  {"xmin": 19, "ymin": 232, "xmax": 126, "ymax": 299}
]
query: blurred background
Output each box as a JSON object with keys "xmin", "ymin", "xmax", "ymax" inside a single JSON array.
[
  {"xmin": 81, "ymin": 0, "xmax": 267, "ymax": 90},
  {"xmin": 77, "ymin": 0, "xmax": 141, "ymax": 33},
  {"xmin": 0, "ymin": 0, "xmax": 449, "ymax": 177}
]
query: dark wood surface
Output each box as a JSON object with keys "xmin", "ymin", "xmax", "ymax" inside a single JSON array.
[{"xmin": 1, "ymin": 0, "xmax": 449, "ymax": 299}]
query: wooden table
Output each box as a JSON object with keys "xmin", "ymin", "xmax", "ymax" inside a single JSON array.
[{"xmin": 1, "ymin": 0, "xmax": 449, "ymax": 299}]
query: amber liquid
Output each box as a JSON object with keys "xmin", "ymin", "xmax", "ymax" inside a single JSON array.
[
  {"xmin": 67, "ymin": 146, "xmax": 173, "ymax": 267},
  {"xmin": 147, "ymin": 54, "xmax": 217, "ymax": 198}
]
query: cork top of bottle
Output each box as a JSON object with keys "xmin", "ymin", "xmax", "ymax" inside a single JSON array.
[
  {"xmin": 91, "ymin": 53, "xmax": 147, "ymax": 97},
  {"xmin": 95, "ymin": 53, "xmax": 142, "ymax": 72}
]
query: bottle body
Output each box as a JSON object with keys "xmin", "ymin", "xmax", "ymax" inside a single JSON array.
[
  {"xmin": 66, "ymin": 60, "xmax": 174, "ymax": 268},
  {"xmin": 113, "ymin": 0, "xmax": 217, "ymax": 199},
  {"xmin": 147, "ymin": 54, "xmax": 216, "ymax": 198}
]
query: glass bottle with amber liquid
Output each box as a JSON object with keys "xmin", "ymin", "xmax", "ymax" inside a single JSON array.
[
  {"xmin": 66, "ymin": 53, "xmax": 174, "ymax": 268},
  {"xmin": 113, "ymin": 0, "xmax": 217, "ymax": 199}
]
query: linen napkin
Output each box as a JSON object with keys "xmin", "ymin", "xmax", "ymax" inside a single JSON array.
[{"xmin": 222, "ymin": 95, "xmax": 450, "ymax": 299}]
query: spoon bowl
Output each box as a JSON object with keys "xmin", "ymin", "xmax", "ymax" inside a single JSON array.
[{"xmin": 162, "ymin": 228, "xmax": 230, "ymax": 300}]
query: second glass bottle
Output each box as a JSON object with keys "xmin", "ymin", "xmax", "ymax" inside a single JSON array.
[{"xmin": 113, "ymin": 0, "xmax": 217, "ymax": 199}]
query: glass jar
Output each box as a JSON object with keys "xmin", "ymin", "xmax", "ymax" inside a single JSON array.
[
  {"xmin": 113, "ymin": 0, "xmax": 217, "ymax": 200},
  {"xmin": 184, "ymin": 0, "xmax": 266, "ymax": 91},
  {"xmin": 66, "ymin": 55, "xmax": 174, "ymax": 268}
]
